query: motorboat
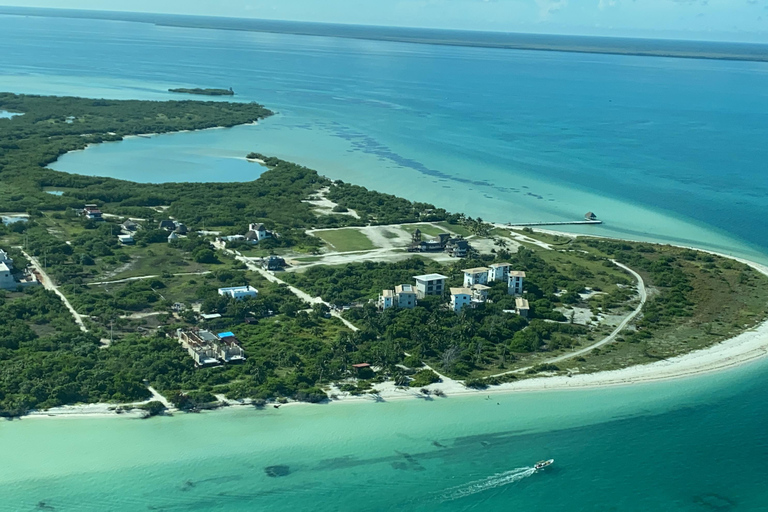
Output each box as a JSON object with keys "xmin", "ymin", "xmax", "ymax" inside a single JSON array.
[{"xmin": 534, "ymin": 459, "xmax": 554, "ymax": 471}]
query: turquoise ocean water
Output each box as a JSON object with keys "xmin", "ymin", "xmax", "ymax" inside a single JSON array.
[{"xmin": 2, "ymin": 14, "xmax": 768, "ymax": 510}]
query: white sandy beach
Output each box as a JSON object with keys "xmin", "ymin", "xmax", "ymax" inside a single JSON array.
[{"xmin": 18, "ymin": 231, "xmax": 768, "ymax": 419}]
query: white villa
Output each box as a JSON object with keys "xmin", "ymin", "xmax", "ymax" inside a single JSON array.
[
  {"xmin": 218, "ymin": 285, "xmax": 258, "ymax": 300},
  {"xmin": 413, "ymin": 273, "xmax": 448, "ymax": 298},
  {"xmin": 509, "ymin": 271, "xmax": 526, "ymax": 295},
  {"xmin": 450, "ymin": 287, "xmax": 473, "ymax": 312},
  {"xmin": 488, "ymin": 263, "xmax": 510, "ymax": 282},
  {"xmin": 379, "ymin": 284, "xmax": 418, "ymax": 310},
  {"xmin": 462, "ymin": 267, "xmax": 490, "ymax": 287}
]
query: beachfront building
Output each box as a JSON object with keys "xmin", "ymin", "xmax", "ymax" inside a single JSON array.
[
  {"xmin": 508, "ymin": 271, "xmax": 526, "ymax": 295},
  {"xmin": 218, "ymin": 286, "xmax": 258, "ymax": 300},
  {"xmin": 413, "ymin": 273, "xmax": 448, "ymax": 299},
  {"xmin": 515, "ymin": 297, "xmax": 530, "ymax": 318},
  {"xmin": 177, "ymin": 329, "xmax": 246, "ymax": 366},
  {"xmin": 450, "ymin": 287, "xmax": 472, "ymax": 312},
  {"xmin": 177, "ymin": 329, "xmax": 220, "ymax": 366},
  {"xmin": 488, "ymin": 263, "xmax": 511, "ymax": 282},
  {"xmin": 215, "ymin": 332, "xmax": 247, "ymax": 363},
  {"xmin": 463, "ymin": 267, "xmax": 490, "ymax": 287},
  {"xmin": 379, "ymin": 284, "xmax": 418, "ymax": 310}
]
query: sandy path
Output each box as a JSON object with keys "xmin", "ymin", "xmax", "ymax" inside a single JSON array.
[{"xmin": 21, "ymin": 249, "xmax": 89, "ymax": 333}]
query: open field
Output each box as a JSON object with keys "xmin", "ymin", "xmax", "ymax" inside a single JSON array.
[{"xmin": 313, "ymin": 228, "xmax": 376, "ymax": 252}]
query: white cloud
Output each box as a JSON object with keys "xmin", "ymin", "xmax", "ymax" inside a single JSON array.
[{"xmin": 536, "ymin": 0, "xmax": 568, "ymax": 18}]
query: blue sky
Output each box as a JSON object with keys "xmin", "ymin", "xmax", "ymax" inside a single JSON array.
[{"xmin": 3, "ymin": 0, "xmax": 768, "ymax": 41}]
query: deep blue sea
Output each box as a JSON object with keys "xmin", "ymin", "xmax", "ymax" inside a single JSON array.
[{"xmin": 2, "ymin": 13, "xmax": 768, "ymax": 511}]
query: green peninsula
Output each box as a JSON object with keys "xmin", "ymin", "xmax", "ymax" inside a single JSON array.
[
  {"xmin": 168, "ymin": 87, "xmax": 235, "ymax": 96},
  {"xmin": 1, "ymin": 93, "xmax": 767, "ymax": 417}
]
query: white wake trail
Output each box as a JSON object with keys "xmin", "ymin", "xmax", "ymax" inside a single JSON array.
[{"xmin": 440, "ymin": 467, "xmax": 536, "ymax": 501}]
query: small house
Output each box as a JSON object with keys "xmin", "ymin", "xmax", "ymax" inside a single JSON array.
[
  {"xmin": 159, "ymin": 220, "xmax": 176, "ymax": 231},
  {"xmin": 218, "ymin": 285, "xmax": 258, "ymax": 300},
  {"xmin": 121, "ymin": 220, "xmax": 139, "ymax": 232},
  {"xmin": 117, "ymin": 234, "xmax": 134, "ymax": 245},
  {"xmin": 263, "ymin": 255, "xmax": 286, "ymax": 271},
  {"xmin": 379, "ymin": 289, "xmax": 395, "ymax": 310},
  {"xmin": 515, "ymin": 297, "xmax": 530, "ymax": 318}
]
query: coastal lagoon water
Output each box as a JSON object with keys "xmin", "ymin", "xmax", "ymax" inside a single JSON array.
[
  {"xmin": 2, "ymin": 15, "xmax": 767, "ymax": 263},
  {"xmin": 3, "ymin": 13, "xmax": 768, "ymax": 511}
]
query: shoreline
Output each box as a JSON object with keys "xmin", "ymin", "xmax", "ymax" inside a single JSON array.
[{"xmin": 13, "ymin": 228, "xmax": 768, "ymax": 420}]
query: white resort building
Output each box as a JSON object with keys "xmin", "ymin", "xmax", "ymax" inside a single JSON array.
[
  {"xmin": 218, "ymin": 286, "xmax": 258, "ymax": 300},
  {"xmin": 462, "ymin": 267, "xmax": 490, "ymax": 287},
  {"xmin": 413, "ymin": 273, "xmax": 448, "ymax": 299},
  {"xmin": 379, "ymin": 284, "xmax": 418, "ymax": 310},
  {"xmin": 508, "ymin": 271, "xmax": 526, "ymax": 295},
  {"xmin": 450, "ymin": 287, "xmax": 473, "ymax": 312},
  {"xmin": 488, "ymin": 263, "xmax": 510, "ymax": 282}
]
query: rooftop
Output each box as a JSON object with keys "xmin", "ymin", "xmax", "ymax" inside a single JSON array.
[
  {"xmin": 490, "ymin": 262, "xmax": 511, "ymax": 268},
  {"xmin": 218, "ymin": 285, "xmax": 258, "ymax": 293},
  {"xmin": 450, "ymin": 287, "xmax": 472, "ymax": 295},
  {"xmin": 414, "ymin": 273, "xmax": 449, "ymax": 281},
  {"xmin": 381, "ymin": 289, "xmax": 395, "ymax": 297},
  {"xmin": 471, "ymin": 284, "xmax": 492, "ymax": 290},
  {"xmin": 509, "ymin": 271, "xmax": 527, "ymax": 277},
  {"xmin": 515, "ymin": 297, "xmax": 530, "ymax": 309},
  {"xmin": 462, "ymin": 267, "xmax": 490, "ymax": 274},
  {"xmin": 395, "ymin": 284, "xmax": 416, "ymax": 294}
]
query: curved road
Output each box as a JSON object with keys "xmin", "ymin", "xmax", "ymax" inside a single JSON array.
[{"xmin": 490, "ymin": 259, "xmax": 647, "ymax": 378}]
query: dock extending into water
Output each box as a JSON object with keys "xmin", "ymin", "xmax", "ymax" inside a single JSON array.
[{"xmin": 508, "ymin": 220, "xmax": 603, "ymax": 227}]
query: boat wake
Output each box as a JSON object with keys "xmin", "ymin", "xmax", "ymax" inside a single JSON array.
[{"xmin": 440, "ymin": 467, "xmax": 536, "ymax": 502}]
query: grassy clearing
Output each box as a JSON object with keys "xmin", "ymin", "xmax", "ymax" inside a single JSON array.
[
  {"xmin": 97, "ymin": 244, "xmax": 212, "ymax": 281},
  {"xmin": 435, "ymin": 221, "xmax": 472, "ymax": 237},
  {"xmin": 400, "ymin": 223, "xmax": 448, "ymax": 238},
  {"xmin": 315, "ymin": 228, "xmax": 376, "ymax": 252}
]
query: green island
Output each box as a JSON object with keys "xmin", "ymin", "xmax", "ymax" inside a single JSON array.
[
  {"xmin": 168, "ymin": 88, "xmax": 235, "ymax": 96},
  {"xmin": 1, "ymin": 93, "xmax": 767, "ymax": 417}
]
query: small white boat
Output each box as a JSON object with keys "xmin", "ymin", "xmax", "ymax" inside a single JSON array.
[{"xmin": 534, "ymin": 459, "xmax": 554, "ymax": 471}]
